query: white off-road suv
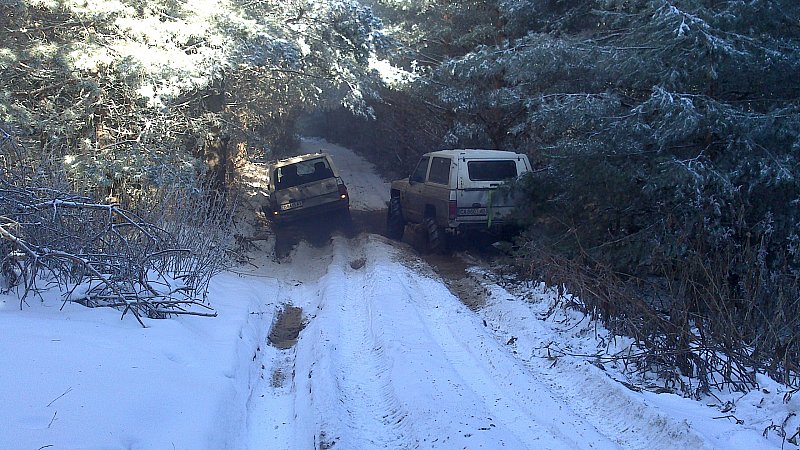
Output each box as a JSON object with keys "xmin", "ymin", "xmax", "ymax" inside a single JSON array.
[{"xmin": 387, "ymin": 149, "xmax": 532, "ymax": 251}]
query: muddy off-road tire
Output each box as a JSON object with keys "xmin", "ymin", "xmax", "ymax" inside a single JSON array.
[
  {"xmin": 386, "ymin": 197, "xmax": 405, "ymax": 240},
  {"xmin": 424, "ymin": 216, "xmax": 447, "ymax": 254}
]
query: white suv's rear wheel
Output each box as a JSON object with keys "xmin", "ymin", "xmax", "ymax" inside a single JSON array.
[{"xmin": 424, "ymin": 216, "xmax": 447, "ymax": 253}]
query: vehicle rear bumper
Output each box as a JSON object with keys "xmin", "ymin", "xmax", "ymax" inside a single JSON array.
[
  {"xmin": 451, "ymin": 219, "xmax": 512, "ymax": 230},
  {"xmin": 268, "ymin": 198, "xmax": 349, "ymax": 223},
  {"xmin": 447, "ymin": 214, "xmax": 520, "ymax": 234},
  {"xmin": 451, "ymin": 210, "xmax": 514, "ymax": 227}
]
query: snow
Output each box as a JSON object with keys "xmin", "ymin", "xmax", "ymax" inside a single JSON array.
[
  {"xmin": 0, "ymin": 272, "xmax": 276, "ymax": 449},
  {"xmin": 1, "ymin": 140, "xmax": 796, "ymax": 449}
]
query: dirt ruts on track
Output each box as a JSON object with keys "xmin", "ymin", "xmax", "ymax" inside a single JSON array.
[
  {"xmin": 352, "ymin": 208, "xmax": 493, "ymax": 310},
  {"xmin": 268, "ymin": 304, "xmax": 305, "ymax": 349},
  {"xmin": 269, "ymin": 207, "xmax": 501, "ymax": 311}
]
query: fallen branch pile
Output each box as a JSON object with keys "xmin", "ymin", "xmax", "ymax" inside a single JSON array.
[{"xmin": 0, "ymin": 128, "xmax": 222, "ymax": 326}]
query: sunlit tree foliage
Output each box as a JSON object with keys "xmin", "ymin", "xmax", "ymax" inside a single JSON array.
[{"xmin": 0, "ymin": 0, "xmax": 387, "ymax": 195}]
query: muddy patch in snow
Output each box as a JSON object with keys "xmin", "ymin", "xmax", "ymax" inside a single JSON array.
[
  {"xmin": 272, "ymin": 226, "xmax": 303, "ymax": 259},
  {"xmin": 270, "ymin": 366, "xmax": 286, "ymax": 388},
  {"xmin": 268, "ymin": 305, "xmax": 306, "ymax": 349},
  {"xmin": 349, "ymin": 208, "xmax": 387, "ymax": 236},
  {"xmin": 353, "ymin": 208, "xmax": 497, "ymax": 310},
  {"xmin": 272, "ymin": 215, "xmax": 353, "ymax": 259},
  {"xmin": 349, "ymin": 257, "xmax": 366, "ymax": 270},
  {"xmin": 424, "ymin": 253, "xmax": 490, "ymax": 310},
  {"xmin": 351, "ymin": 208, "xmax": 431, "ymax": 251},
  {"xmin": 266, "ymin": 206, "xmax": 497, "ymax": 311},
  {"xmin": 262, "ymin": 209, "xmax": 383, "ymax": 260}
]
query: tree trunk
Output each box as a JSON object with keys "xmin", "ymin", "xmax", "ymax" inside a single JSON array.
[{"xmin": 201, "ymin": 76, "xmax": 231, "ymax": 193}]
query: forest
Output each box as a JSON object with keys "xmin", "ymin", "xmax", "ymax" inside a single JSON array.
[{"xmin": 1, "ymin": 0, "xmax": 799, "ymax": 395}]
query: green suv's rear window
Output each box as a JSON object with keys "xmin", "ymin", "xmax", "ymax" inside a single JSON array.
[
  {"xmin": 275, "ymin": 157, "xmax": 333, "ymax": 189},
  {"xmin": 467, "ymin": 160, "xmax": 517, "ymax": 181}
]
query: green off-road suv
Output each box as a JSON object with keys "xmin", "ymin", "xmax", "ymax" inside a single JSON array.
[{"xmin": 261, "ymin": 153, "xmax": 350, "ymax": 224}]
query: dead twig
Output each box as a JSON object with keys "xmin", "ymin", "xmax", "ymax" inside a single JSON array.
[
  {"xmin": 46, "ymin": 387, "xmax": 72, "ymax": 407},
  {"xmin": 714, "ymin": 414, "xmax": 744, "ymax": 425}
]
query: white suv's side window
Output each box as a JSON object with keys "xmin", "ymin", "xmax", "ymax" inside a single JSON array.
[
  {"xmin": 428, "ymin": 157, "xmax": 451, "ymax": 185},
  {"xmin": 410, "ymin": 156, "xmax": 430, "ymax": 183}
]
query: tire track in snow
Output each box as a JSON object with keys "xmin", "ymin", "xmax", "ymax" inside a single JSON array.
[
  {"xmin": 285, "ymin": 236, "xmax": 418, "ymax": 449},
  {"xmin": 363, "ymin": 237, "xmax": 620, "ymax": 449},
  {"xmin": 244, "ymin": 242, "xmax": 340, "ymax": 450},
  {"xmin": 311, "ymin": 236, "xmax": 418, "ymax": 448},
  {"xmin": 245, "ymin": 279, "xmax": 305, "ymax": 449},
  {"xmin": 249, "ymin": 233, "xmax": 704, "ymax": 449}
]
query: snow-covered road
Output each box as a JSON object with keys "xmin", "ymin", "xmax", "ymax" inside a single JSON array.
[
  {"xmin": 236, "ymin": 138, "xmax": 776, "ymax": 449},
  {"xmin": 245, "ymin": 235, "xmax": 620, "ymax": 449},
  {"xmin": 238, "ymin": 233, "xmax": 720, "ymax": 450},
  {"xmin": 1, "ymin": 137, "xmax": 793, "ymax": 449}
]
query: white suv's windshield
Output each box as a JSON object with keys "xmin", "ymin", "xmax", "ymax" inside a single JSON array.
[{"xmin": 467, "ymin": 160, "xmax": 518, "ymax": 181}]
